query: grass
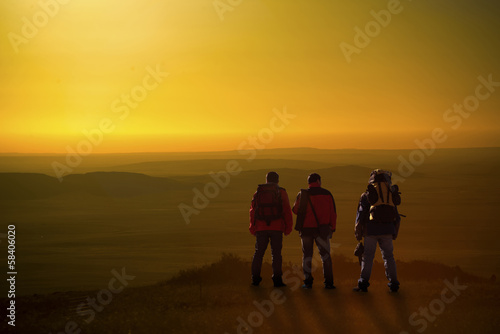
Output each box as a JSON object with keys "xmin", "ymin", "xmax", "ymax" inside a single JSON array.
[{"xmin": 2, "ymin": 253, "xmax": 499, "ymax": 334}]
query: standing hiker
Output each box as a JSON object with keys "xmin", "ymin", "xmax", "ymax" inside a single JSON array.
[
  {"xmin": 249, "ymin": 171, "xmax": 293, "ymax": 287},
  {"xmin": 293, "ymin": 173, "xmax": 337, "ymax": 289},
  {"xmin": 353, "ymin": 169, "xmax": 401, "ymax": 293}
]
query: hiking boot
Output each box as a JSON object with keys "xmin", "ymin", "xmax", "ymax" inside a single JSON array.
[
  {"xmin": 251, "ymin": 277, "xmax": 262, "ymax": 287},
  {"xmin": 273, "ymin": 277, "xmax": 287, "ymax": 288},
  {"xmin": 388, "ymin": 282, "xmax": 399, "ymax": 293},
  {"xmin": 274, "ymin": 282, "xmax": 287, "ymax": 288},
  {"xmin": 324, "ymin": 284, "xmax": 336, "ymax": 290},
  {"xmin": 353, "ymin": 286, "xmax": 368, "ymax": 292},
  {"xmin": 301, "ymin": 284, "xmax": 312, "ymax": 289},
  {"xmin": 389, "ymin": 286, "xmax": 399, "ymax": 293}
]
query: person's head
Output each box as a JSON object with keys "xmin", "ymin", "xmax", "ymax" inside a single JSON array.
[
  {"xmin": 308, "ymin": 173, "xmax": 321, "ymax": 185},
  {"xmin": 266, "ymin": 171, "xmax": 279, "ymax": 184},
  {"xmin": 369, "ymin": 169, "xmax": 392, "ymax": 184}
]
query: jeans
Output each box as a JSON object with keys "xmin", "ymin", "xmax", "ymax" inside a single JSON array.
[
  {"xmin": 358, "ymin": 234, "xmax": 399, "ymax": 289},
  {"xmin": 251, "ymin": 230, "xmax": 283, "ymax": 281},
  {"xmin": 301, "ymin": 232, "xmax": 333, "ymax": 285}
]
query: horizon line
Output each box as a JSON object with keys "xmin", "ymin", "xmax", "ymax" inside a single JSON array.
[{"xmin": 0, "ymin": 145, "xmax": 499, "ymax": 155}]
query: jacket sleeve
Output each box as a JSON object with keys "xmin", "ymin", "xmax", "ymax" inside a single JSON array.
[
  {"xmin": 249, "ymin": 192, "xmax": 257, "ymax": 235},
  {"xmin": 292, "ymin": 192, "xmax": 301, "ymax": 215},
  {"xmin": 393, "ymin": 206, "xmax": 401, "ymax": 240},
  {"xmin": 367, "ymin": 184, "xmax": 378, "ymax": 205},
  {"xmin": 281, "ymin": 190, "xmax": 293, "ymax": 235},
  {"xmin": 392, "ymin": 185, "xmax": 401, "ymax": 206},
  {"xmin": 330, "ymin": 195, "xmax": 337, "ymax": 232},
  {"xmin": 355, "ymin": 193, "xmax": 369, "ymax": 240}
]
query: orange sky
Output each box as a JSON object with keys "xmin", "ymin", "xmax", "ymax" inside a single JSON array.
[{"xmin": 1, "ymin": 0, "xmax": 499, "ymax": 153}]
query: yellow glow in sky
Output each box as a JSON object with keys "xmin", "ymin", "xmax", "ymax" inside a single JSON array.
[{"xmin": 1, "ymin": 0, "xmax": 499, "ymax": 153}]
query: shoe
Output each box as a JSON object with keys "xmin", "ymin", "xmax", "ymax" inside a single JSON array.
[
  {"xmin": 251, "ymin": 277, "xmax": 262, "ymax": 286},
  {"xmin": 273, "ymin": 277, "xmax": 287, "ymax": 288},
  {"xmin": 389, "ymin": 286, "xmax": 399, "ymax": 293},
  {"xmin": 324, "ymin": 284, "xmax": 336, "ymax": 289},
  {"xmin": 388, "ymin": 282, "xmax": 399, "ymax": 293},
  {"xmin": 353, "ymin": 286, "xmax": 368, "ymax": 292},
  {"xmin": 301, "ymin": 284, "xmax": 312, "ymax": 289}
]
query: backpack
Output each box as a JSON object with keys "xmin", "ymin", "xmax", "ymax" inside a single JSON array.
[
  {"xmin": 254, "ymin": 183, "xmax": 283, "ymax": 226},
  {"xmin": 366, "ymin": 169, "xmax": 400, "ymax": 223}
]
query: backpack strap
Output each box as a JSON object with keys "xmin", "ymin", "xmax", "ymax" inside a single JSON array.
[
  {"xmin": 306, "ymin": 192, "xmax": 320, "ymax": 228},
  {"xmin": 378, "ymin": 181, "xmax": 384, "ymax": 203}
]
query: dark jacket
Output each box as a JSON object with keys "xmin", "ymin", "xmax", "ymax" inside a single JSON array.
[{"xmin": 292, "ymin": 182, "xmax": 337, "ymax": 232}]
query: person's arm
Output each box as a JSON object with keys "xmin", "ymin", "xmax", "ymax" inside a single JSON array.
[
  {"xmin": 281, "ymin": 190, "xmax": 293, "ymax": 235},
  {"xmin": 393, "ymin": 206, "xmax": 401, "ymax": 240},
  {"xmin": 330, "ymin": 195, "xmax": 337, "ymax": 232},
  {"xmin": 391, "ymin": 184, "xmax": 401, "ymax": 206},
  {"xmin": 354, "ymin": 193, "xmax": 369, "ymax": 241},
  {"xmin": 249, "ymin": 192, "xmax": 257, "ymax": 235},
  {"xmin": 367, "ymin": 183, "xmax": 378, "ymax": 205},
  {"xmin": 292, "ymin": 192, "xmax": 301, "ymax": 215}
]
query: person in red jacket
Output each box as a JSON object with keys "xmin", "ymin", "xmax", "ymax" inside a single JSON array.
[
  {"xmin": 292, "ymin": 173, "xmax": 337, "ymax": 289},
  {"xmin": 249, "ymin": 171, "xmax": 293, "ymax": 287}
]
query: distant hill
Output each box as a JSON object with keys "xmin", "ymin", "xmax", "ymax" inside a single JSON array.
[
  {"xmin": 1, "ymin": 147, "xmax": 499, "ymax": 177},
  {"xmin": 0, "ymin": 173, "xmax": 61, "ymax": 200},
  {"xmin": 99, "ymin": 158, "xmax": 332, "ymax": 177},
  {"xmin": 0, "ymin": 165, "xmax": 385, "ymax": 201},
  {"xmin": 0, "ymin": 172, "xmax": 182, "ymax": 200}
]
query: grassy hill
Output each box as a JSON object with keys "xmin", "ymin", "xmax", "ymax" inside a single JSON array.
[{"xmin": 1, "ymin": 253, "xmax": 498, "ymax": 334}]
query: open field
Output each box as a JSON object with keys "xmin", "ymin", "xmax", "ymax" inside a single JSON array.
[{"xmin": 0, "ymin": 147, "xmax": 499, "ymax": 298}]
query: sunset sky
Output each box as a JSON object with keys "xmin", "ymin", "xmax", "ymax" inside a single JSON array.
[{"xmin": 1, "ymin": 0, "xmax": 499, "ymax": 153}]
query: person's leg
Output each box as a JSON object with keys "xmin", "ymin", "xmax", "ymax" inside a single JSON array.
[
  {"xmin": 315, "ymin": 235, "xmax": 333, "ymax": 287},
  {"xmin": 269, "ymin": 231, "xmax": 285, "ymax": 286},
  {"xmin": 379, "ymin": 234, "xmax": 399, "ymax": 291},
  {"xmin": 251, "ymin": 231, "xmax": 269, "ymax": 285},
  {"xmin": 358, "ymin": 235, "xmax": 377, "ymax": 290},
  {"xmin": 301, "ymin": 234, "xmax": 314, "ymax": 287}
]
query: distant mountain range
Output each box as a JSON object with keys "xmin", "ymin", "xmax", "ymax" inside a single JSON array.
[
  {"xmin": 0, "ymin": 165, "xmax": 379, "ymax": 200},
  {"xmin": 1, "ymin": 147, "xmax": 498, "ymax": 177}
]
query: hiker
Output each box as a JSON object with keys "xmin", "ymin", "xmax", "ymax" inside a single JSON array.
[
  {"xmin": 293, "ymin": 173, "xmax": 337, "ymax": 289},
  {"xmin": 249, "ymin": 171, "xmax": 293, "ymax": 287},
  {"xmin": 354, "ymin": 169, "xmax": 401, "ymax": 293}
]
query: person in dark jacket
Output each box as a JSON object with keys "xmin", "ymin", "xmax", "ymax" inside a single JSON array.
[
  {"xmin": 354, "ymin": 169, "xmax": 401, "ymax": 292},
  {"xmin": 292, "ymin": 173, "xmax": 337, "ymax": 289},
  {"xmin": 249, "ymin": 171, "xmax": 293, "ymax": 287}
]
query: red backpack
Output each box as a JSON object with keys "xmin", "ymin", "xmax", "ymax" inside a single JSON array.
[{"xmin": 254, "ymin": 183, "xmax": 283, "ymax": 226}]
